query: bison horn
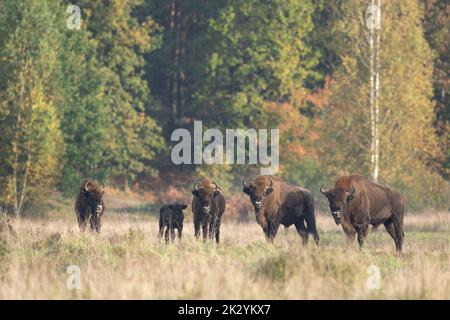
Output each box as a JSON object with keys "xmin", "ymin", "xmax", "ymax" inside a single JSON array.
[
  {"xmin": 268, "ymin": 178, "xmax": 273, "ymax": 187},
  {"xmin": 320, "ymin": 185, "xmax": 331, "ymax": 194},
  {"xmin": 349, "ymin": 185, "xmax": 356, "ymax": 195},
  {"xmin": 212, "ymin": 181, "xmax": 220, "ymax": 190},
  {"xmin": 194, "ymin": 183, "xmax": 199, "ymax": 191},
  {"xmin": 83, "ymin": 181, "xmax": 90, "ymax": 192},
  {"xmin": 100, "ymin": 181, "xmax": 106, "ymax": 189},
  {"xmin": 243, "ymin": 178, "xmax": 250, "ymax": 188}
]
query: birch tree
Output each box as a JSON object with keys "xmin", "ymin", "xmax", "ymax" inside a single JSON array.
[{"xmin": 0, "ymin": 0, "xmax": 63, "ymax": 215}]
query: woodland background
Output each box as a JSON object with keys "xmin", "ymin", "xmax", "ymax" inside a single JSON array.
[{"xmin": 0, "ymin": 0, "xmax": 448, "ymax": 217}]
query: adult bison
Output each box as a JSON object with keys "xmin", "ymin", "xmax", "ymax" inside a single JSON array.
[
  {"xmin": 75, "ymin": 179, "xmax": 105, "ymax": 233},
  {"xmin": 192, "ymin": 177, "xmax": 226, "ymax": 243},
  {"xmin": 320, "ymin": 174, "xmax": 405, "ymax": 251},
  {"xmin": 242, "ymin": 175, "xmax": 319, "ymax": 245}
]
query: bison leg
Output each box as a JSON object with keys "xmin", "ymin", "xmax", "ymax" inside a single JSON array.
[
  {"xmin": 294, "ymin": 219, "xmax": 309, "ymax": 246},
  {"xmin": 202, "ymin": 216, "xmax": 211, "ymax": 242},
  {"xmin": 177, "ymin": 225, "xmax": 183, "ymax": 241},
  {"xmin": 158, "ymin": 217, "xmax": 164, "ymax": 240},
  {"xmin": 266, "ymin": 220, "xmax": 279, "ymax": 243},
  {"xmin": 79, "ymin": 219, "xmax": 88, "ymax": 232},
  {"xmin": 89, "ymin": 214, "xmax": 96, "ymax": 231},
  {"xmin": 391, "ymin": 217, "xmax": 404, "ymax": 252},
  {"xmin": 341, "ymin": 224, "xmax": 356, "ymax": 247},
  {"xmin": 170, "ymin": 226, "xmax": 176, "ymax": 242},
  {"xmin": 94, "ymin": 214, "xmax": 102, "ymax": 233},
  {"xmin": 215, "ymin": 219, "xmax": 221, "ymax": 244},
  {"xmin": 208, "ymin": 215, "xmax": 218, "ymax": 242},
  {"xmin": 384, "ymin": 218, "xmax": 401, "ymax": 252},
  {"xmin": 355, "ymin": 225, "xmax": 369, "ymax": 250},
  {"xmin": 164, "ymin": 225, "xmax": 170, "ymax": 243},
  {"xmin": 194, "ymin": 217, "xmax": 201, "ymax": 239}
]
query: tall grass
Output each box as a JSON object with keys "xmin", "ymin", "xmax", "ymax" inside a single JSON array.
[{"xmin": 0, "ymin": 212, "xmax": 448, "ymax": 299}]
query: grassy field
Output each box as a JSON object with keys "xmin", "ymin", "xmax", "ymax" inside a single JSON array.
[{"xmin": 0, "ymin": 196, "xmax": 448, "ymax": 299}]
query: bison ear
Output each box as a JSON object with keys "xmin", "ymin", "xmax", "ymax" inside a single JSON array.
[
  {"xmin": 192, "ymin": 190, "xmax": 199, "ymax": 197},
  {"xmin": 265, "ymin": 187, "xmax": 273, "ymax": 195},
  {"xmin": 213, "ymin": 190, "xmax": 220, "ymax": 197},
  {"xmin": 243, "ymin": 187, "xmax": 250, "ymax": 195}
]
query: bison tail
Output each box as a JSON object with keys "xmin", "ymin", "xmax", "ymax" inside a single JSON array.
[{"xmin": 304, "ymin": 197, "xmax": 320, "ymax": 245}]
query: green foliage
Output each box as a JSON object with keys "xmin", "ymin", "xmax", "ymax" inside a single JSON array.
[
  {"xmin": 0, "ymin": 0, "xmax": 63, "ymax": 214},
  {"xmin": 318, "ymin": 0, "xmax": 449, "ymax": 210},
  {"xmin": 0, "ymin": 0, "xmax": 448, "ymax": 211},
  {"xmin": 60, "ymin": 0, "xmax": 166, "ymax": 191},
  {"xmin": 197, "ymin": 0, "xmax": 322, "ymax": 127}
]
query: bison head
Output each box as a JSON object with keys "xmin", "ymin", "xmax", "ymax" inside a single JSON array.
[
  {"xmin": 168, "ymin": 202, "xmax": 188, "ymax": 217},
  {"xmin": 242, "ymin": 176, "xmax": 273, "ymax": 210},
  {"xmin": 81, "ymin": 179, "xmax": 105, "ymax": 214},
  {"xmin": 192, "ymin": 180, "xmax": 221, "ymax": 214},
  {"xmin": 320, "ymin": 184, "xmax": 355, "ymax": 225}
]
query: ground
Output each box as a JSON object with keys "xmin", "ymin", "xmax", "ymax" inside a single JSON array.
[{"xmin": 0, "ymin": 195, "xmax": 448, "ymax": 299}]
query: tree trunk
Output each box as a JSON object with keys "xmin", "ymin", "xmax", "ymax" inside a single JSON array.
[
  {"xmin": 373, "ymin": 0, "xmax": 381, "ymax": 182},
  {"xmin": 169, "ymin": 1, "xmax": 180, "ymax": 125},
  {"xmin": 13, "ymin": 51, "xmax": 29, "ymax": 217},
  {"xmin": 369, "ymin": 0, "xmax": 376, "ymax": 181}
]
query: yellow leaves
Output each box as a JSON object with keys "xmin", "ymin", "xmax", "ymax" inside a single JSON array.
[{"xmin": 262, "ymin": 101, "xmax": 317, "ymax": 168}]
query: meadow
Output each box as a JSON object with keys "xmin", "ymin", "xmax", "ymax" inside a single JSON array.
[{"xmin": 0, "ymin": 195, "xmax": 448, "ymax": 300}]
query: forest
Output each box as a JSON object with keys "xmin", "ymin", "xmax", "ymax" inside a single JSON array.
[{"xmin": 0, "ymin": 0, "xmax": 448, "ymax": 216}]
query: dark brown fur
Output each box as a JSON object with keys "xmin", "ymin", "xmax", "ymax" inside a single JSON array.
[
  {"xmin": 191, "ymin": 177, "xmax": 226, "ymax": 243},
  {"xmin": 158, "ymin": 201, "xmax": 187, "ymax": 243},
  {"xmin": 243, "ymin": 175, "xmax": 320, "ymax": 245},
  {"xmin": 74, "ymin": 179, "xmax": 105, "ymax": 233},
  {"xmin": 321, "ymin": 174, "xmax": 405, "ymax": 251}
]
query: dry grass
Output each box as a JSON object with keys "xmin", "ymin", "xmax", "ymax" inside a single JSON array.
[{"xmin": 0, "ymin": 210, "xmax": 448, "ymax": 300}]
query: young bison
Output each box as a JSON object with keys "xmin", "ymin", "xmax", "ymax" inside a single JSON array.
[{"xmin": 158, "ymin": 202, "xmax": 187, "ymax": 243}]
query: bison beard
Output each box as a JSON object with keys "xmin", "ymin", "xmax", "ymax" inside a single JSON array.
[
  {"xmin": 191, "ymin": 177, "xmax": 226, "ymax": 243},
  {"xmin": 243, "ymin": 176, "xmax": 320, "ymax": 245},
  {"xmin": 320, "ymin": 174, "xmax": 405, "ymax": 252},
  {"xmin": 74, "ymin": 179, "xmax": 105, "ymax": 233}
]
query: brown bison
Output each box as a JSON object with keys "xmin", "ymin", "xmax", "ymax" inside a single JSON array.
[
  {"xmin": 159, "ymin": 201, "xmax": 187, "ymax": 242},
  {"xmin": 243, "ymin": 175, "xmax": 320, "ymax": 245},
  {"xmin": 75, "ymin": 179, "xmax": 105, "ymax": 233},
  {"xmin": 192, "ymin": 177, "xmax": 226, "ymax": 243},
  {"xmin": 320, "ymin": 174, "xmax": 405, "ymax": 251}
]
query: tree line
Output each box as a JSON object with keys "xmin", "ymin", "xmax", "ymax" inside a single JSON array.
[{"xmin": 0, "ymin": 0, "xmax": 448, "ymax": 215}]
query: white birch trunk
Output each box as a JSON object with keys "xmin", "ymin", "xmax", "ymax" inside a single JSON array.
[
  {"xmin": 369, "ymin": 0, "xmax": 376, "ymax": 181},
  {"xmin": 374, "ymin": 0, "xmax": 381, "ymax": 182}
]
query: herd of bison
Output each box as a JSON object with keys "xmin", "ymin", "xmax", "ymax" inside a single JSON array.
[{"xmin": 75, "ymin": 174, "xmax": 406, "ymax": 252}]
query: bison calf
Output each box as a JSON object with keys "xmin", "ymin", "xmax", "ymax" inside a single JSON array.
[
  {"xmin": 159, "ymin": 202, "xmax": 187, "ymax": 243},
  {"xmin": 75, "ymin": 179, "xmax": 105, "ymax": 233}
]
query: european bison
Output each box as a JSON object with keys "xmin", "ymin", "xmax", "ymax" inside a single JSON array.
[
  {"xmin": 191, "ymin": 177, "xmax": 226, "ymax": 243},
  {"xmin": 74, "ymin": 179, "xmax": 105, "ymax": 233},
  {"xmin": 158, "ymin": 201, "xmax": 187, "ymax": 242},
  {"xmin": 320, "ymin": 174, "xmax": 405, "ymax": 251},
  {"xmin": 243, "ymin": 175, "xmax": 320, "ymax": 245}
]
